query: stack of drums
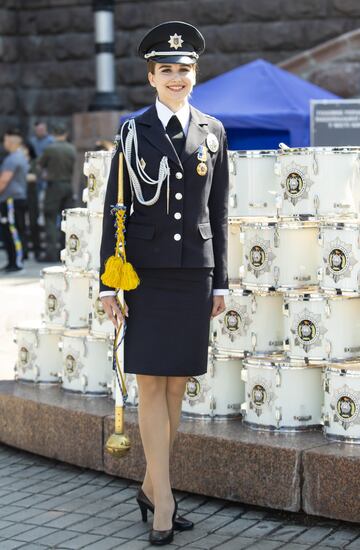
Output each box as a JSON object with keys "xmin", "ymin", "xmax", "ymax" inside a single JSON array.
[
  {"xmin": 188, "ymin": 146, "xmax": 360, "ymax": 439},
  {"xmin": 13, "ymin": 151, "xmax": 116, "ymax": 397}
]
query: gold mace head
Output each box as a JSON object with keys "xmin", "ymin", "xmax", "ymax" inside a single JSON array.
[{"xmin": 105, "ymin": 433, "xmax": 131, "ymax": 457}]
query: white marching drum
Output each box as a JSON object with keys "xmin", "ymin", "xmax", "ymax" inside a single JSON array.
[
  {"xmin": 212, "ymin": 288, "xmax": 283, "ymax": 356},
  {"xmin": 227, "ymin": 219, "xmax": 243, "ymax": 283},
  {"xmin": 240, "ymin": 220, "xmax": 319, "ymax": 291},
  {"xmin": 41, "ymin": 266, "xmax": 92, "ymax": 329},
  {"xmin": 241, "ymin": 355, "xmax": 322, "ymax": 431},
  {"xmin": 13, "ymin": 323, "xmax": 62, "ymax": 383},
  {"xmin": 318, "ymin": 220, "xmax": 360, "ymax": 294},
  {"xmin": 89, "ymin": 274, "xmax": 117, "ymax": 336},
  {"xmin": 82, "ymin": 150, "xmax": 112, "ymax": 213},
  {"xmin": 182, "ymin": 350, "xmax": 244, "ymax": 419},
  {"xmin": 228, "ymin": 150, "xmax": 280, "ymax": 218},
  {"xmin": 276, "ymin": 146, "xmax": 360, "ymax": 218},
  {"xmin": 284, "ymin": 290, "xmax": 360, "ymax": 362},
  {"xmin": 322, "ymin": 363, "xmax": 360, "ymax": 443},
  {"xmin": 59, "ymin": 330, "xmax": 113, "ymax": 395},
  {"xmin": 60, "ymin": 208, "xmax": 103, "ymax": 271}
]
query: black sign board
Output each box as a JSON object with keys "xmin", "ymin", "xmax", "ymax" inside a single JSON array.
[{"xmin": 311, "ymin": 100, "xmax": 360, "ymax": 146}]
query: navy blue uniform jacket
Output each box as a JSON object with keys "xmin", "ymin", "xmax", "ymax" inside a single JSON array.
[{"xmin": 100, "ymin": 104, "xmax": 229, "ymax": 292}]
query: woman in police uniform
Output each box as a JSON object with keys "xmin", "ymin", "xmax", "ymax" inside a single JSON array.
[{"xmin": 100, "ymin": 21, "xmax": 229, "ymax": 546}]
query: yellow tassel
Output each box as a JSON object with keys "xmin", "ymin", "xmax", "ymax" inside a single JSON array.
[
  {"xmin": 119, "ymin": 261, "xmax": 140, "ymax": 290},
  {"xmin": 101, "ymin": 255, "xmax": 124, "ymax": 288}
]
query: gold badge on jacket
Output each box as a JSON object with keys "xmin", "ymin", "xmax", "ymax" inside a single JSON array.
[{"xmin": 197, "ymin": 162, "xmax": 207, "ymax": 176}]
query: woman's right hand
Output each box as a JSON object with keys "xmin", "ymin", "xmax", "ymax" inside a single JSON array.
[{"xmin": 101, "ymin": 296, "xmax": 129, "ymax": 328}]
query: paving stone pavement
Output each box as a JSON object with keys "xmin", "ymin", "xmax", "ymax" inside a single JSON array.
[{"xmin": 0, "ymin": 443, "xmax": 358, "ymax": 549}]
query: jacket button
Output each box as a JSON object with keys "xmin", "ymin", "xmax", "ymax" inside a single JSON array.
[
  {"xmin": 174, "ymin": 212, "xmax": 182, "ymax": 220},
  {"xmin": 175, "ymin": 172, "xmax": 183, "ymax": 180},
  {"xmin": 175, "ymin": 192, "xmax": 182, "ymax": 200},
  {"xmin": 174, "ymin": 233, "xmax": 181, "ymax": 241}
]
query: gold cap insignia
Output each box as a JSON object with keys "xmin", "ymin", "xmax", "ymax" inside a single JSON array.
[{"xmin": 168, "ymin": 33, "xmax": 184, "ymax": 50}]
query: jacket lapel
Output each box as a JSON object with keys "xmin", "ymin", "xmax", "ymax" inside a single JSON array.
[
  {"xmin": 181, "ymin": 106, "xmax": 209, "ymax": 165},
  {"xmin": 136, "ymin": 105, "xmax": 181, "ymax": 168}
]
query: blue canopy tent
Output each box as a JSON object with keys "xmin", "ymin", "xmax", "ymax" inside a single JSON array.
[{"xmin": 122, "ymin": 59, "xmax": 339, "ymax": 150}]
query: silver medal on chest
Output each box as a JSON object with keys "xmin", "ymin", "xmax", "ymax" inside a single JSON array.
[{"xmin": 206, "ymin": 133, "xmax": 219, "ymax": 153}]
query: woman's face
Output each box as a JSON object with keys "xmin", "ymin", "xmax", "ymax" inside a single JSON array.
[{"xmin": 148, "ymin": 63, "xmax": 196, "ymax": 105}]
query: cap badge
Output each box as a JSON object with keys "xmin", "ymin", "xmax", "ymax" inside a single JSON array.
[{"xmin": 168, "ymin": 33, "xmax": 184, "ymax": 50}]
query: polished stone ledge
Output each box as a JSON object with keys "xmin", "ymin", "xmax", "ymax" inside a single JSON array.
[{"xmin": 0, "ymin": 381, "xmax": 359, "ymax": 523}]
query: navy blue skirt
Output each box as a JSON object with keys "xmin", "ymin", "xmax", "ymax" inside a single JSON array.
[{"xmin": 123, "ymin": 268, "xmax": 213, "ymax": 376}]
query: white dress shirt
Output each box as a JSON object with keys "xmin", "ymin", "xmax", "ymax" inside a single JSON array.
[{"xmin": 99, "ymin": 98, "xmax": 228, "ymax": 298}]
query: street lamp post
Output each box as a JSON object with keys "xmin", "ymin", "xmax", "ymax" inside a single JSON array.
[{"xmin": 89, "ymin": 0, "xmax": 122, "ymax": 111}]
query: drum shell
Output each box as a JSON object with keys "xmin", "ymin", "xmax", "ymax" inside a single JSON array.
[
  {"xmin": 14, "ymin": 324, "xmax": 62, "ymax": 383},
  {"xmin": 322, "ymin": 365, "xmax": 360, "ymax": 443},
  {"xmin": 61, "ymin": 208, "xmax": 103, "ymax": 271},
  {"xmin": 228, "ymin": 151, "xmax": 280, "ymax": 218},
  {"xmin": 242, "ymin": 356, "xmax": 322, "ymax": 431},
  {"xmin": 182, "ymin": 350, "xmax": 245, "ymax": 419},
  {"xmin": 319, "ymin": 222, "xmax": 360, "ymax": 294},
  {"xmin": 227, "ymin": 220, "xmax": 243, "ymax": 283},
  {"xmin": 277, "ymin": 148, "xmax": 360, "ymax": 218},
  {"xmin": 284, "ymin": 293, "xmax": 360, "ymax": 362},
  {"xmin": 241, "ymin": 221, "xmax": 320, "ymax": 291},
  {"xmin": 212, "ymin": 288, "xmax": 283, "ymax": 356},
  {"xmin": 41, "ymin": 266, "xmax": 92, "ymax": 329},
  {"xmin": 60, "ymin": 330, "xmax": 113, "ymax": 394},
  {"xmin": 83, "ymin": 151, "xmax": 112, "ymax": 213}
]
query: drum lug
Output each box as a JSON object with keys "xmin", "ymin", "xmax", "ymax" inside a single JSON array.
[
  {"xmin": 241, "ymin": 368, "xmax": 248, "ymax": 382},
  {"xmin": 323, "ymin": 373, "xmax": 330, "ymax": 393},
  {"xmin": 251, "ymin": 294, "xmax": 257, "ymax": 313},
  {"xmin": 273, "ymin": 266, "xmax": 280, "ymax": 286},
  {"xmin": 81, "ymin": 374, "xmax": 88, "ymax": 393},
  {"xmin": 82, "ymin": 187, "xmax": 89, "ymax": 204},
  {"xmin": 241, "ymin": 401, "xmax": 247, "ymax": 415},
  {"xmin": 274, "ymin": 159, "xmax": 281, "ymax": 176},
  {"xmin": 275, "ymin": 407, "xmax": 282, "ymax": 427},
  {"xmin": 89, "ymin": 285, "xmax": 93, "ymax": 299},
  {"xmin": 209, "ymin": 395, "xmax": 216, "ymax": 416},
  {"xmin": 85, "ymin": 251, "xmax": 91, "ymax": 270},
  {"xmin": 107, "ymin": 348, "xmax": 113, "ymax": 361},
  {"xmin": 283, "ymin": 338, "xmax": 289, "ymax": 350},
  {"xmin": 317, "ymin": 267, "xmax": 323, "ymax": 283},
  {"xmin": 209, "ymin": 356, "xmax": 215, "ymax": 377},
  {"xmin": 239, "ymin": 230, "xmax": 245, "ymax": 244},
  {"xmin": 13, "ymin": 335, "xmax": 17, "ymax": 344},
  {"xmin": 294, "ymin": 415, "xmax": 312, "ymax": 422},
  {"xmin": 274, "ymin": 227, "xmax": 280, "ymax": 248},
  {"xmin": 229, "ymin": 194, "xmax": 237, "ymax": 209},
  {"xmin": 34, "ymin": 331, "xmax": 39, "ymax": 349},
  {"xmin": 251, "ymin": 332, "xmax": 257, "ymax": 351},
  {"xmin": 358, "ymin": 229, "xmax": 360, "ymax": 250},
  {"xmin": 58, "ymin": 338, "xmax": 63, "ymax": 351},
  {"xmin": 314, "ymin": 194, "xmax": 320, "ymax": 214},
  {"xmin": 282, "ymin": 302, "xmax": 289, "ymax": 317},
  {"xmin": 239, "ymin": 264, "xmax": 245, "ymax": 281},
  {"xmin": 325, "ymin": 299, "xmax": 331, "ymax": 318},
  {"xmin": 60, "ymin": 219, "xmax": 66, "ymax": 233},
  {"xmin": 33, "ymin": 365, "xmax": 40, "ymax": 383},
  {"xmin": 312, "ymin": 150, "xmax": 319, "ymax": 175},
  {"xmin": 83, "ymin": 339, "xmax": 88, "ymax": 357},
  {"xmin": 317, "ymin": 227, "xmax": 323, "ymax": 246},
  {"xmin": 357, "ymin": 271, "xmax": 360, "ymax": 292},
  {"xmin": 49, "ymin": 371, "xmax": 59, "ymax": 378},
  {"xmin": 325, "ymin": 339, "xmax": 332, "ymax": 359},
  {"xmin": 321, "ymin": 409, "xmax": 330, "ymax": 427},
  {"xmin": 60, "ymin": 248, "xmax": 66, "ymax": 263},
  {"xmin": 275, "ymin": 368, "xmax": 281, "ymax": 387},
  {"xmin": 275, "ymin": 194, "xmax": 282, "ymax": 212},
  {"xmin": 64, "ymin": 309, "xmax": 69, "ymax": 326}
]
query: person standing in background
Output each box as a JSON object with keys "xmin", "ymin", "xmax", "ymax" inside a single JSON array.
[
  {"xmin": 30, "ymin": 121, "xmax": 54, "ymax": 158},
  {"xmin": 0, "ymin": 129, "xmax": 29, "ymax": 272},
  {"xmin": 22, "ymin": 141, "xmax": 41, "ymax": 260},
  {"xmin": 38, "ymin": 124, "xmax": 76, "ymax": 262}
]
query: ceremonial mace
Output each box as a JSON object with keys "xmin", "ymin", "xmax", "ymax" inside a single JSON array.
[{"xmin": 102, "ymin": 151, "xmax": 140, "ymax": 457}]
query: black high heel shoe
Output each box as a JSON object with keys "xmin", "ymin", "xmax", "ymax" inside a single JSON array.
[
  {"xmin": 136, "ymin": 488, "xmax": 193, "ymax": 531},
  {"xmin": 149, "ymin": 494, "xmax": 177, "ymax": 546}
]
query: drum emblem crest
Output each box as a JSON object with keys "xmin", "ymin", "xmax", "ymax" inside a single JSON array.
[
  {"xmin": 291, "ymin": 308, "xmax": 327, "ymax": 352},
  {"xmin": 63, "ymin": 347, "xmax": 83, "ymax": 381},
  {"xmin": 183, "ymin": 375, "xmax": 210, "ymax": 406},
  {"xmin": 95, "ymin": 297, "xmax": 106, "ymax": 322},
  {"xmin": 330, "ymin": 384, "xmax": 360, "ymax": 429},
  {"xmin": 281, "ymin": 163, "xmax": 314, "ymax": 205},
  {"xmin": 46, "ymin": 285, "xmax": 64, "ymax": 319},
  {"xmin": 68, "ymin": 233, "xmax": 80, "ymax": 254},
  {"xmin": 324, "ymin": 238, "xmax": 357, "ymax": 283},
  {"xmin": 66, "ymin": 227, "xmax": 87, "ymax": 263},
  {"xmin": 17, "ymin": 343, "xmax": 36, "ymax": 372},
  {"xmin": 88, "ymin": 173, "xmax": 98, "ymax": 196},
  {"xmin": 47, "ymin": 293, "xmax": 57, "ymax": 314},
  {"xmin": 248, "ymin": 377, "xmax": 275, "ymax": 417},
  {"xmin": 219, "ymin": 298, "xmax": 252, "ymax": 340},
  {"xmin": 246, "ymin": 236, "xmax": 275, "ymax": 278}
]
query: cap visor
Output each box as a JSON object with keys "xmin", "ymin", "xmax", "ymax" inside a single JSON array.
[{"xmin": 150, "ymin": 55, "xmax": 196, "ymax": 65}]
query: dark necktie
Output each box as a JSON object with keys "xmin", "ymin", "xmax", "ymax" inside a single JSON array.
[{"xmin": 166, "ymin": 115, "xmax": 185, "ymax": 157}]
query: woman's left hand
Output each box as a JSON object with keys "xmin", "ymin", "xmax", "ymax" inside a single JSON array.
[{"xmin": 211, "ymin": 295, "xmax": 226, "ymax": 318}]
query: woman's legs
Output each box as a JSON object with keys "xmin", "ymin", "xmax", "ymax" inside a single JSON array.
[{"xmin": 137, "ymin": 375, "xmax": 188, "ymax": 529}]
